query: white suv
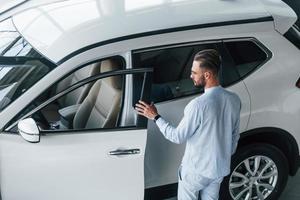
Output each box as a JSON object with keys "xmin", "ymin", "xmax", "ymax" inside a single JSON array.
[{"xmin": 0, "ymin": 0, "xmax": 299, "ymax": 200}]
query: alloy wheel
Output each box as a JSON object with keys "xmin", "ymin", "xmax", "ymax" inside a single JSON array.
[{"xmin": 229, "ymin": 155, "xmax": 278, "ymax": 200}]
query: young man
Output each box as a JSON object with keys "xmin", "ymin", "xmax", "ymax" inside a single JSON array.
[{"xmin": 135, "ymin": 49, "xmax": 241, "ymax": 200}]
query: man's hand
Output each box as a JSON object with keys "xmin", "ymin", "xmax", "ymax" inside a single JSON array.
[{"xmin": 135, "ymin": 100, "xmax": 158, "ymax": 120}]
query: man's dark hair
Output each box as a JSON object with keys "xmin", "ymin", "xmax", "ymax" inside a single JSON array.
[{"xmin": 194, "ymin": 49, "xmax": 221, "ymax": 76}]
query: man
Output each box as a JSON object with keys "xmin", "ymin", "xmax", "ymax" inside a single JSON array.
[{"xmin": 135, "ymin": 49, "xmax": 241, "ymax": 200}]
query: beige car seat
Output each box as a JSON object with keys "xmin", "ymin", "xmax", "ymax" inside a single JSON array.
[
  {"xmin": 73, "ymin": 59, "xmax": 122, "ymax": 129},
  {"xmin": 56, "ymin": 63, "xmax": 100, "ymax": 107}
]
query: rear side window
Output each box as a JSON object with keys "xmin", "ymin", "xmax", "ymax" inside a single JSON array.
[{"xmin": 224, "ymin": 40, "xmax": 268, "ymax": 78}]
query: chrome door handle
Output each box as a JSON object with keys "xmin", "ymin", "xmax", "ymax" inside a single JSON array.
[{"xmin": 109, "ymin": 148, "xmax": 141, "ymax": 156}]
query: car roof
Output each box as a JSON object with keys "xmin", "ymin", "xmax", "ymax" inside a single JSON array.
[
  {"xmin": 0, "ymin": 0, "xmax": 69, "ymax": 22},
  {"xmin": 0, "ymin": 0, "xmax": 28, "ymax": 16},
  {"xmin": 11, "ymin": 0, "xmax": 297, "ymax": 64}
]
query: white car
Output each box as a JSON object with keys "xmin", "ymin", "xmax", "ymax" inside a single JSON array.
[{"xmin": 0, "ymin": 0, "xmax": 299, "ymax": 200}]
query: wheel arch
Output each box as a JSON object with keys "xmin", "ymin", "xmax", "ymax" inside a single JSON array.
[{"xmin": 238, "ymin": 127, "xmax": 300, "ymax": 175}]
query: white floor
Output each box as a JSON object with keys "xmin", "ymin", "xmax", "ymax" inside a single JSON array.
[{"xmin": 165, "ymin": 170, "xmax": 300, "ymax": 200}]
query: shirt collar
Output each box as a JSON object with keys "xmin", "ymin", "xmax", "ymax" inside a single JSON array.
[{"xmin": 204, "ymin": 85, "xmax": 221, "ymax": 93}]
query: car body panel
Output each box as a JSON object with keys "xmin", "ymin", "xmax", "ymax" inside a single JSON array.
[
  {"xmin": 244, "ymin": 31, "xmax": 300, "ymax": 146},
  {"xmin": 0, "ymin": 0, "xmax": 28, "ymax": 15},
  {"xmin": 0, "ymin": 0, "xmax": 68, "ymax": 22},
  {"xmin": 260, "ymin": 0, "xmax": 297, "ymax": 34},
  {"xmin": 0, "ymin": 129, "xmax": 147, "ymax": 200}
]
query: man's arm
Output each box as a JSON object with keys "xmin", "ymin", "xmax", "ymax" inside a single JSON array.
[
  {"xmin": 231, "ymin": 117, "xmax": 240, "ymax": 155},
  {"xmin": 135, "ymin": 100, "xmax": 200, "ymax": 144},
  {"xmin": 232, "ymin": 100, "xmax": 241, "ymax": 155}
]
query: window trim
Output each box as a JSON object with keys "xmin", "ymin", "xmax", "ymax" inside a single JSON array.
[
  {"xmin": 284, "ymin": 25, "xmax": 300, "ymax": 49},
  {"xmin": 41, "ymin": 126, "xmax": 146, "ymax": 135},
  {"xmin": 0, "ymin": 56, "xmax": 56, "ymax": 68},
  {"xmin": 133, "ymin": 39, "xmax": 222, "ymax": 54},
  {"xmin": 131, "ymin": 37, "xmax": 272, "ymax": 103},
  {"xmin": 58, "ymin": 16, "xmax": 274, "ymax": 65},
  {"xmin": 5, "ymin": 68, "xmax": 153, "ymax": 132}
]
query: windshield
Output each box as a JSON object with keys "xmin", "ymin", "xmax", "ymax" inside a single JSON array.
[{"xmin": 0, "ymin": 18, "xmax": 56, "ymax": 111}]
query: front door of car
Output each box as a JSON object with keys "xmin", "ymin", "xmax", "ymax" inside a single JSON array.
[{"xmin": 0, "ymin": 68, "xmax": 151, "ymax": 200}]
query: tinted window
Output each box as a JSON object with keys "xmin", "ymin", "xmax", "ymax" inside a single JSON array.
[
  {"xmin": 133, "ymin": 39, "xmax": 267, "ymax": 103},
  {"xmin": 133, "ymin": 43, "xmax": 219, "ymax": 103},
  {"xmin": 224, "ymin": 40, "xmax": 267, "ymax": 78}
]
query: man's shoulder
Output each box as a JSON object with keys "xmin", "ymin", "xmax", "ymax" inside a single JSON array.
[
  {"xmin": 228, "ymin": 91, "xmax": 241, "ymax": 103},
  {"xmin": 188, "ymin": 97, "xmax": 201, "ymax": 107},
  {"xmin": 221, "ymin": 89, "xmax": 242, "ymax": 111},
  {"xmin": 185, "ymin": 96, "xmax": 204, "ymax": 110},
  {"xmin": 191, "ymin": 95, "xmax": 212, "ymax": 111},
  {"xmin": 221, "ymin": 87, "xmax": 241, "ymax": 101}
]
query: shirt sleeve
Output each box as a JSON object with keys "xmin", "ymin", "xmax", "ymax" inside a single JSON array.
[
  {"xmin": 155, "ymin": 100, "xmax": 201, "ymax": 144},
  {"xmin": 231, "ymin": 117, "xmax": 240, "ymax": 155},
  {"xmin": 231, "ymin": 99, "xmax": 241, "ymax": 155}
]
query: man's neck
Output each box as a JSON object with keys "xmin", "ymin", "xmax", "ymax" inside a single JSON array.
[{"xmin": 204, "ymin": 81, "xmax": 220, "ymax": 90}]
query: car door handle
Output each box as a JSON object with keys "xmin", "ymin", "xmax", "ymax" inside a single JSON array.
[{"xmin": 109, "ymin": 148, "xmax": 141, "ymax": 156}]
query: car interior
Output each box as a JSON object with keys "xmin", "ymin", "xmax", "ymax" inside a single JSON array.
[{"xmin": 31, "ymin": 58, "xmax": 124, "ymax": 131}]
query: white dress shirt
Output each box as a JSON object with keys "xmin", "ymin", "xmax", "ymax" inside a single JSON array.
[{"xmin": 155, "ymin": 86, "xmax": 241, "ymax": 179}]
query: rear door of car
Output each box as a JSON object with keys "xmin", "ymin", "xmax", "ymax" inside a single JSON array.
[{"xmin": 131, "ymin": 39, "xmax": 251, "ymax": 191}]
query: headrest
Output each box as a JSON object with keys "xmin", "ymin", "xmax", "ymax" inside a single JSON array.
[
  {"xmin": 101, "ymin": 59, "xmax": 122, "ymax": 89},
  {"xmin": 75, "ymin": 62, "xmax": 101, "ymax": 80}
]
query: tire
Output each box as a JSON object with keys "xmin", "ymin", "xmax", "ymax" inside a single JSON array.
[{"xmin": 220, "ymin": 143, "xmax": 289, "ymax": 200}]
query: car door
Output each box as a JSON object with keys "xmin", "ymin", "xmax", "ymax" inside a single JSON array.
[
  {"xmin": 0, "ymin": 67, "xmax": 151, "ymax": 200},
  {"xmin": 132, "ymin": 40, "xmax": 251, "ymax": 191}
]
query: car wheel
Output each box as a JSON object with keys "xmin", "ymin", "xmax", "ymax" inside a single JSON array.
[{"xmin": 220, "ymin": 143, "xmax": 289, "ymax": 200}]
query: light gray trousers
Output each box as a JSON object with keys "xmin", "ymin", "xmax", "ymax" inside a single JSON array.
[{"xmin": 177, "ymin": 166, "xmax": 224, "ymax": 200}]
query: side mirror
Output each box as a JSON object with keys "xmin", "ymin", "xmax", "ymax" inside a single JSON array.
[{"xmin": 18, "ymin": 118, "xmax": 40, "ymax": 143}]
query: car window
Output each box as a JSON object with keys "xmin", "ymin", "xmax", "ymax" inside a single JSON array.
[
  {"xmin": 223, "ymin": 40, "xmax": 268, "ymax": 79},
  {"xmin": 132, "ymin": 39, "xmax": 269, "ymax": 103},
  {"xmin": 0, "ymin": 18, "xmax": 56, "ymax": 112},
  {"xmin": 132, "ymin": 43, "xmax": 219, "ymax": 103},
  {"xmin": 6, "ymin": 57, "xmax": 128, "ymax": 132},
  {"xmin": 132, "ymin": 41, "xmax": 246, "ymax": 103},
  {"xmin": 36, "ymin": 74, "xmax": 124, "ymax": 131}
]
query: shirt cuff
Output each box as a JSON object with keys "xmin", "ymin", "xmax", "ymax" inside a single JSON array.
[{"xmin": 155, "ymin": 117, "xmax": 168, "ymax": 132}]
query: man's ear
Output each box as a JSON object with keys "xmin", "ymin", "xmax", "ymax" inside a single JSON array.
[{"xmin": 204, "ymin": 71, "xmax": 210, "ymax": 79}]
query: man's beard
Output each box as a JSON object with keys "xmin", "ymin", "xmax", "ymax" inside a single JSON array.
[{"xmin": 194, "ymin": 75, "xmax": 206, "ymax": 88}]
